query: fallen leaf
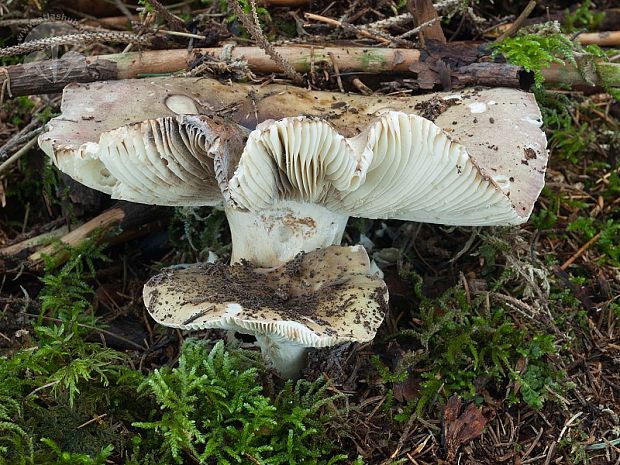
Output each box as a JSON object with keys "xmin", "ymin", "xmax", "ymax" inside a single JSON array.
[
  {"xmin": 394, "ymin": 374, "xmax": 419, "ymax": 402},
  {"xmin": 443, "ymin": 395, "xmax": 487, "ymax": 462}
]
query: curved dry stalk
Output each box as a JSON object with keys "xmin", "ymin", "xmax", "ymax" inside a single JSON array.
[
  {"xmin": 227, "ymin": 0, "xmax": 303, "ymax": 84},
  {"xmin": 0, "ymin": 31, "xmax": 152, "ymax": 58}
]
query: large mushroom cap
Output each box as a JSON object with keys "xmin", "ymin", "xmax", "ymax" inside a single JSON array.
[
  {"xmin": 331, "ymin": 112, "xmax": 523, "ymax": 225},
  {"xmin": 40, "ymin": 79, "xmax": 546, "ymax": 218},
  {"xmin": 226, "ymin": 116, "xmax": 365, "ymax": 210},
  {"xmin": 143, "ymin": 245, "xmax": 388, "ymax": 347},
  {"xmin": 228, "ymin": 112, "xmax": 536, "ymax": 227},
  {"xmin": 94, "ymin": 115, "xmax": 246, "ymax": 205}
]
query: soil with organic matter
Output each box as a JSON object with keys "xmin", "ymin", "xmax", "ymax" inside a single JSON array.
[{"xmin": 0, "ymin": 0, "xmax": 619, "ymax": 464}]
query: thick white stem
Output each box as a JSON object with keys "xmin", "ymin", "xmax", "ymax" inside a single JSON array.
[
  {"xmin": 224, "ymin": 201, "xmax": 348, "ymax": 376},
  {"xmin": 254, "ymin": 333, "xmax": 308, "ymax": 378},
  {"xmin": 225, "ymin": 201, "xmax": 349, "ymax": 268}
]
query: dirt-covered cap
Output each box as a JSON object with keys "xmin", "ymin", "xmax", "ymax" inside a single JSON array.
[{"xmin": 143, "ymin": 244, "xmax": 388, "ymax": 347}]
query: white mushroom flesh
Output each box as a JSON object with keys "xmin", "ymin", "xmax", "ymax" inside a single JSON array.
[
  {"xmin": 228, "ymin": 113, "xmax": 523, "ymax": 241},
  {"xmin": 331, "ymin": 112, "xmax": 522, "ymax": 225},
  {"xmin": 226, "ymin": 202, "xmax": 348, "ymax": 267}
]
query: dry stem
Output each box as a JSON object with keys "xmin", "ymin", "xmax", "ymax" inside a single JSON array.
[
  {"xmin": 0, "ymin": 31, "xmax": 152, "ymax": 58},
  {"xmin": 496, "ymin": 0, "xmax": 538, "ymax": 41},
  {"xmin": 227, "ymin": 0, "xmax": 303, "ymax": 83}
]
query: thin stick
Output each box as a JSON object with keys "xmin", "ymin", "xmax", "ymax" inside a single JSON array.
[
  {"xmin": 560, "ymin": 232, "xmax": 602, "ymax": 270},
  {"xmin": 352, "ymin": 77, "xmax": 372, "ymax": 95},
  {"xmin": 0, "ymin": 136, "xmax": 38, "ymax": 175},
  {"xmin": 156, "ymin": 29, "xmax": 206, "ymax": 40},
  {"xmin": 496, "ymin": 0, "xmax": 538, "ymax": 41},
  {"xmin": 0, "ymin": 121, "xmax": 42, "ymax": 162},
  {"xmin": 366, "ymin": 13, "xmax": 412, "ymax": 30},
  {"xmin": 1, "ymin": 45, "xmax": 619, "ymax": 97},
  {"xmin": 304, "ymin": 13, "xmax": 391, "ymax": 44},
  {"xmin": 145, "ymin": 0, "xmax": 186, "ymax": 31},
  {"xmin": 228, "ymin": 0, "xmax": 303, "ymax": 83},
  {"xmin": 328, "ymin": 52, "xmax": 345, "ymax": 92},
  {"xmin": 397, "ymin": 16, "xmax": 441, "ymax": 39},
  {"xmin": 77, "ymin": 413, "xmax": 108, "ymax": 429},
  {"xmin": 0, "ymin": 31, "xmax": 152, "ymax": 58}
]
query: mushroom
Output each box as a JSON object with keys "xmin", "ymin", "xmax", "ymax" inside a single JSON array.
[
  {"xmin": 143, "ymin": 244, "xmax": 387, "ymax": 378},
  {"xmin": 39, "ymin": 78, "xmax": 548, "ymax": 375}
]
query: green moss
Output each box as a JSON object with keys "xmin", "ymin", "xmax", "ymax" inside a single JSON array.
[
  {"xmin": 490, "ymin": 33, "xmax": 577, "ymax": 86},
  {"xmin": 372, "ymin": 259, "xmax": 566, "ymax": 416},
  {"xmin": 134, "ymin": 340, "xmax": 350, "ymax": 465},
  {"xmin": 0, "ymin": 239, "xmax": 353, "ymax": 465},
  {"xmin": 563, "ymin": 0, "xmax": 605, "ymax": 33}
]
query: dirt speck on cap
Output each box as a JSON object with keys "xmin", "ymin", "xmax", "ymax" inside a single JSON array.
[
  {"xmin": 524, "ymin": 147, "xmax": 537, "ymax": 160},
  {"xmin": 148, "ymin": 253, "xmax": 352, "ymax": 324},
  {"xmin": 414, "ymin": 96, "xmax": 459, "ymax": 122}
]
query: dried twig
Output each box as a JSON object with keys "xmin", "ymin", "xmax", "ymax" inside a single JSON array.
[
  {"xmin": 560, "ymin": 232, "xmax": 602, "ymax": 270},
  {"xmin": 0, "ymin": 120, "xmax": 42, "ymax": 162},
  {"xmin": 496, "ymin": 0, "xmax": 538, "ymax": 41},
  {"xmin": 2, "ymin": 45, "xmax": 619, "ymax": 97},
  {"xmin": 0, "ymin": 17, "xmax": 105, "ymax": 31},
  {"xmin": 360, "ymin": 0, "xmax": 460, "ymax": 31},
  {"xmin": 339, "ymin": 10, "xmax": 421, "ymax": 46},
  {"xmin": 304, "ymin": 13, "xmax": 391, "ymax": 44},
  {"xmin": 144, "ymin": 0, "xmax": 186, "ymax": 31},
  {"xmin": 366, "ymin": 13, "xmax": 412, "ymax": 31},
  {"xmin": 0, "ymin": 136, "xmax": 39, "ymax": 176},
  {"xmin": 328, "ymin": 52, "xmax": 344, "ymax": 92},
  {"xmin": 228, "ymin": 0, "xmax": 303, "ymax": 84},
  {"xmin": 398, "ymin": 16, "xmax": 442, "ymax": 39},
  {"xmin": 352, "ymin": 77, "xmax": 372, "ymax": 95},
  {"xmin": 362, "ymin": 26, "xmax": 415, "ymax": 47}
]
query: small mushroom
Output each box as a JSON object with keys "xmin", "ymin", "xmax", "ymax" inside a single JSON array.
[{"xmin": 143, "ymin": 245, "xmax": 387, "ymax": 378}]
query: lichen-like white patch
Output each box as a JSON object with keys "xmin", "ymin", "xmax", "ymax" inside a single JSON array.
[
  {"xmin": 522, "ymin": 115, "xmax": 543, "ymax": 127},
  {"xmin": 443, "ymin": 94, "xmax": 462, "ymax": 100},
  {"xmin": 491, "ymin": 174, "xmax": 511, "ymax": 192},
  {"xmin": 468, "ymin": 102, "xmax": 488, "ymax": 114},
  {"xmin": 488, "ymin": 100, "xmax": 497, "ymax": 106},
  {"xmin": 225, "ymin": 303, "xmax": 243, "ymax": 316}
]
